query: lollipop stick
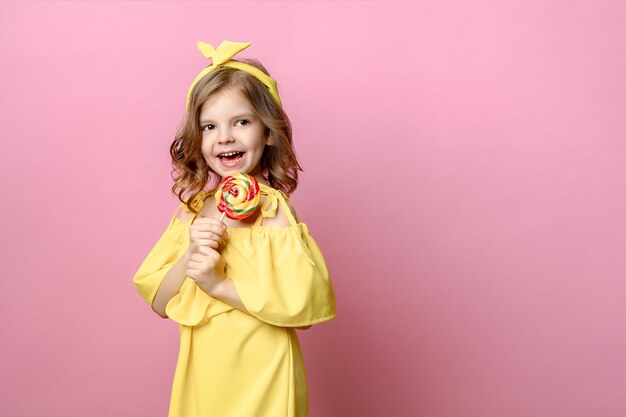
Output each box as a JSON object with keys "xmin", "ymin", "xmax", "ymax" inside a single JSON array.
[{"xmin": 219, "ymin": 211, "xmax": 226, "ymax": 222}]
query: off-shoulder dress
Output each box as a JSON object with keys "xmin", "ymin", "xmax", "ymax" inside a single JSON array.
[{"xmin": 132, "ymin": 183, "xmax": 337, "ymax": 417}]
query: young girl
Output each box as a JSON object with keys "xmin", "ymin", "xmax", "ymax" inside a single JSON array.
[{"xmin": 132, "ymin": 40, "xmax": 337, "ymax": 417}]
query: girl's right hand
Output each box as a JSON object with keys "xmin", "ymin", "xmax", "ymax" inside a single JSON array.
[{"xmin": 187, "ymin": 217, "xmax": 228, "ymax": 255}]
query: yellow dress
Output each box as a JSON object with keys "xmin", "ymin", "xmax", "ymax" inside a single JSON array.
[{"xmin": 132, "ymin": 183, "xmax": 337, "ymax": 417}]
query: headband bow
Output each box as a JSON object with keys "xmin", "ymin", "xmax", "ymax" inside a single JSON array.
[{"xmin": 185, "ymin": 40, "xmax": 282, "ymax": 110}]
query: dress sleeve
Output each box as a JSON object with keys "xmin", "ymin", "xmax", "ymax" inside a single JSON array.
[
  {"xmin": 165, "ymin": 276, "xmax": 235, "ymax": 327},
  {"xmin": 132, "ymin": 200, "xmax": 236, "ymax": 326},
  {"xmin": 132, "ymin": 204, "xmax": 187, "ymax": 309},
  {"xmin": 225, "ymin": 223, "xmax": 337, "ymax": 327}
]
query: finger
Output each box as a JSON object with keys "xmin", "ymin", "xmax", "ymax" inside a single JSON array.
[
  {"xmin": 194, "ymin": 231, "xmax": 226, "ymax": 240},
  {"xmin": 200, "ymin": 247, "xmax": 223, "ymax": 263},
  {"xmin": 192, "ymin": 218, "xmax": 228, "ymax": 230},
  {"xmin": 190, "ymin": 238, "xmax": 223, "ymax": 248},
  {"xmin": 187, "ymin": 260, "xmax": 203, "ymax": 268},
  {"xmin": 191, "ymin": 221, "xmax": 224, "ymax": 231},
  {"xmin": 196, "ymin": 239, "xmax": 220, "ymax": 249},
  {"xmin": 198, "ymin": 245, "xmax": 217, "ymax": 255},
  {"xmin": 190, "ymin": 229, "xmax": 228, "ymax": 241},
  {"xmin": 190, "ymin": 252, "xmax": 206, "ymax": 262}
]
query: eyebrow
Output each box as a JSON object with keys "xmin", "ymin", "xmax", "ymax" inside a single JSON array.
[{"xmin": 199, "ymin": 114, "xmax": 256, "ymax": 124}]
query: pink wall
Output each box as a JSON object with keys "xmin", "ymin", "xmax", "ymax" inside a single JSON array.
[{"xmin": 1, "ymin": 1, "xmax": 625, "ymax": 416}]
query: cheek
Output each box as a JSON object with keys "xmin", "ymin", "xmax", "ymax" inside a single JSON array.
[
  {"xmin": 201, "ymin": 143, "xmax": 213, "ymax": 164},
  {"xmin": 255, "ymin": 127, "xmax": 268, "ymax": 146},
  {"xmin": 200, "ymin": 137, "xmax": 210, "ymax": 154}
]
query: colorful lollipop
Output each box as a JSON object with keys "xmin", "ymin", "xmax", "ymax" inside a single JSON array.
[{"xmin": 215, "ymin": 173, "xmax": 261, "ymax": 221}]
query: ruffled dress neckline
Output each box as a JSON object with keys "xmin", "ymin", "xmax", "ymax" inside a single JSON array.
[
  {"xmin": 176, "ymin": 183, "xmax": 315, "ymax": 265},
  {"xmin": 184, "ymin": 183, "xmax": 294, "ymax": 226}
]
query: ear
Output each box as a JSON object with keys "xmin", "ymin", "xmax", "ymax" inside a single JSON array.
[{"xmin": 264, "ymin": 128, "xmax": 274, "ymax": 146}]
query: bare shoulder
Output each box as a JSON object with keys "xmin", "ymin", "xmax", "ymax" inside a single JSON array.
[
  {"xmin": 283, "ymin": 198, "xmax": 298, "ymax": 220},
  {"xmin": 177, "ymin": 192, "xmax": 212, "ymax": 223},
  {"xmin": 261, "ymin": 196, "xmax": 298, "ymax": 228},
  {"xmin": 178, "ymin": 207, "xmax": 194, "ymax": 223}
]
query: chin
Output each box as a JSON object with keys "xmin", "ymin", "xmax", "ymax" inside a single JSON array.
[{"xmin": 222, "ymin": 168, "xmax": 249, "ymax": 177}]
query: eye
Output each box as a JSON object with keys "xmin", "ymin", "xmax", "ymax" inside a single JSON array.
[
  {"xmin": 201, "ymin": 124, "xmax": 215, "ymax": 131},
  {"xmin": 235, "ymin": 119, "xmax": 250, "ymax": 127}
]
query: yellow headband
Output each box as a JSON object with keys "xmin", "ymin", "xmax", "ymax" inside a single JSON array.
[{"xmin": 185, "ymin": 40, "xmax": 282, "ymax": 111}]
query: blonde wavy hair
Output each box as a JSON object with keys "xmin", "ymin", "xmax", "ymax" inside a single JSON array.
[{"xmin": 170, "ymin": 59, "xmax": 303, "ymax": 214}]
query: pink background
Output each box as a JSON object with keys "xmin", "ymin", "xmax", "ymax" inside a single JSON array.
[{"xmin": 1, "ymin": 1, "xmax": 625, "ymax": 416}]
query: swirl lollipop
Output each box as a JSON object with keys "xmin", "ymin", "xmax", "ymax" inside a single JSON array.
[{"xmin": 215, "ymin": 173, "xmax": 261, "ymax": 221}]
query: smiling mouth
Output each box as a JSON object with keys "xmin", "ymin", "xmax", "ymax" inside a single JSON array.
[
  {"xmin": 218, "ymin": 151, "xmax": 245, "ymax": 160},
  {"xmin": 218, "ymin": 151, "xmax": 245, "ymax": 167}
]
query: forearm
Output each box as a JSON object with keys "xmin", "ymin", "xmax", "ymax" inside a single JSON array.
[
  {"xmin": 198, "ymin": 277, "xmax": 312, "ymax": 330},
  {"xmin": 196, "ymin": 276, "xmax": 249, "ymax": 314},
  {"xmin": 151, "ymin": 251, "xmax": 192, "ymax": 318}
]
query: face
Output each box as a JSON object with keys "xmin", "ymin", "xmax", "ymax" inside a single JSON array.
[{"xmin": 199, "ymin": 88, "xmax": 272, "ymax": 183}]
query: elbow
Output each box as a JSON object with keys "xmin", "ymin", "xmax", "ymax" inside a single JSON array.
[
  {"xmin": 151, "ymin": 301, "xmax": 168, "ymax": 319},
  {"xmin": 153, "ymin": 306, "xmax": 168, "ymax": 319},
  {"xmin": 154, "ymin": 309, "xmax": 168, "ymax": 319}
]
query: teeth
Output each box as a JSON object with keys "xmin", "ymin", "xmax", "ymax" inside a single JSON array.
[{"xmin": 219, "ymin": 151, "xmax": 241, "ymax": 157}]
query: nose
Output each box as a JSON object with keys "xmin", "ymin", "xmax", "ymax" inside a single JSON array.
[{"xmin": 217, "ymin": 126, "xmax": 234, "ymax": 144}]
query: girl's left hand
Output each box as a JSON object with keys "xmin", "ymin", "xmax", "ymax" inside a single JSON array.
[{"xmin": 186, "ymin": 245, "xmax": 226, "ymax": 291}]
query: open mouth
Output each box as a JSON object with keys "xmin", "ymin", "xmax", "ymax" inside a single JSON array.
[{"xmin": 218, "ymin": 151, "xmax": 245, "ymax": 167}]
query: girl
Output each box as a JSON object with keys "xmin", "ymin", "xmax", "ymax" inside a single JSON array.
[{"xmin": 132, "ymin": 40, "xmax": 337, "ymax": 417}]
